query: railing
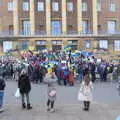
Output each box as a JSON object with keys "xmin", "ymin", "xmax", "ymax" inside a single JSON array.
[{"xmin": 0, "ymin": 30, "xmax": 120, "ymax": 37}]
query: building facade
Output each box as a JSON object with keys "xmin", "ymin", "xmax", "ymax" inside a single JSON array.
[{"xmin": 0, "ymin": 0, "xmax": 120, "ymax": 59}]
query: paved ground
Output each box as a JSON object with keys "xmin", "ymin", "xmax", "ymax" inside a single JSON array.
[{"xmin": 0, "ymin": 81, "xmax": 120, "ymax": 120}]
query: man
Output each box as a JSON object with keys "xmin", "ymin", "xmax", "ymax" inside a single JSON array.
[{"xmin": 0, "ymin": 77, "xmax": 6, "ymax": 112}]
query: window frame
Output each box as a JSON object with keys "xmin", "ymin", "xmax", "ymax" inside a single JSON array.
[
  {"xmin": 99, "ymin": 40, "xmax": 108, "ymax": 49},
  {"xmin": 22, "ymin": 2, "xmax": 29, "ymax": 11},
  {"xmin": 52, "ymin": 2, "xmax": 59, "ymax": 12},
  {"xmin": 37, "ymin": 2, "xmax": 44, "ymax": 12},
  {"xmin": 8, "ymin": 2, "xmax": 13, "ymax": 11},
  {"xmin": 114, "ymin": 40, "xmax": 120, "ymax": 51}
]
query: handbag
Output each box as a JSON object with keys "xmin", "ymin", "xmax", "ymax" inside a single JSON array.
[
  {"xmin": 15, "ymin": 88, "xmax": 20, "ymax": 98},
  {"xmin": 49, "ymin": 90, "xmax": 56, "ymax": 97}
]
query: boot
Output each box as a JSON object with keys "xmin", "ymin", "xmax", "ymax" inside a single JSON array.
[
  {"xmin": 27, "ymin": 104, "xmax": 32, "ymax": 110},
  {"xmin": 22, "ymin": 103, "xmax": 26, "ymax": 109},
  {"xmin": 86, "ymin": 102, "xmax": 90, "ymax": 111}
]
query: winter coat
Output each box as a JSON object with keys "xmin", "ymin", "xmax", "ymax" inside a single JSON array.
[
  {"xmin": 78, "ymin": 81, "xmax": 93, "ymax": 102},
  {"xmin": 18, "ymin": 74, "xmax": 31, "ymax": 94},
  {"xmin": 44, "ymin": 73, "xmax": 57, "ymax": 101},
  {"xmin": 0, "ymin": 78, "xmax": 6, "ymax": 91}
]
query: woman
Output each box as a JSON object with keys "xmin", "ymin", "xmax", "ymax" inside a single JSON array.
[
  {"xmin": 18, "ymin": 69, "xmax": 32, "ymax": 110},
  {"xmin": 78, "ymin": 73, "xmax": 93, "ymax": 111},
  {"xmin": 44, "ymin": 70, "xmax": 57, "ymax": 113}
]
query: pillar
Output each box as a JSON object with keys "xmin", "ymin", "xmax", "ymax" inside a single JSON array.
[
  {"xmin": 92, "ymin": 0, "xmax": 98, "ymax": 35},
  {"xmin": 77, "ymin": 0, "xmax": 82, "ymax": 34},
  {"xmin": 46, "ymin": 0, "xmax": 51, "ymax": 35},
  {"xmin": 30, "ymin": 0, "xmax": 35, "ymax": 35},
  {"xmin": 13, "ymin": 0, "xmax": 19, "ymax": 35},
  {"xmin": 62, "ymin": 0, "xmax": 67, "ymax": 34}
]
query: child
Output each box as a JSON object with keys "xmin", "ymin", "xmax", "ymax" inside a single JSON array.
[{"xmin": 44, "ymin": 70, "xmax": 57, "ymax": 113}]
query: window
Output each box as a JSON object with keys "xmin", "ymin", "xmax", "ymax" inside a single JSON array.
[
  {"xmin": 85, "ymin": 40, "xmax": 91, "ymax": 49},
  {"xmin": 82, "ymin": 20, "xmax": 89, "ymax": 34},
  {"xmin": 23, "ymin": 2, "xmax": 29, "ymax": 11},
  {"xmin": 9, "ymin": 25, "xmax": 13, "ymax": 35},
  {"xmin": 108, "ymin": 20, "xmax": 116, "ymax": 34},
  {"xmin": 52, "ymin": 40, "xmax": 62, "ymax": 45},
  {"xmin": 97, "ymin": 3, "xmax": 101, "ymax": 12},
  {"xmin": 114, "ymin": 40, "xmax": 120, "ymax": 51},
  {"xmin": 51, "ymin": 21, "xmax": 61, "ymax": 35},
  {"xmin": 67, "ymin": 2, "xmax": 73, "ymax": 12},
  {"xmin": 109, "ymin": 3, "xmax": 116, "ymax": 12},
  {"xmin": 22, "ymin": 21, "xmax": 30, "ymax": 35},
  {"xmin": 3, "ymin": 41, "xmax": 13, "ymax": 52},
  {"xmin": 52, "ymin": 2, "xmax": 59, "ymax": 11},
  {"xmin": 8, "ymin": 2, "xmax": 13, "ymax": 11},
  {"xmin": 68, "ymin": 40, "xmax": 78, "ymax": 50},
  {"xmin": 99, "ymin": 40, "xmax": 108, "ymax": 49},
  {"xmin": 36, "ymin": 40, "xmax": 46, "ymax": 45},
  {"xmin": 37, "ymin": 2, "xmax": 44, "ymax": 11},
  {"xmin": 82, "ymin": 2, "xmax": 87, "ymax": 11}
]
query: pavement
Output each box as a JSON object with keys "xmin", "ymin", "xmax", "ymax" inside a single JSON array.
[{"xmin": 0, "ymin": 81, "xmax": 120, "ymax": 120}]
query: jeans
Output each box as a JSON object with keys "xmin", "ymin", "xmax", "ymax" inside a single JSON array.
[
  {"xmin": 21, "ymin": 93, "xmax": 30, "ymax": 105},
  {"xmin": 0, "ymin": 91, "xmax": 4, "ymax": 108},
  {"xmin": 47, "ymin": 99, "xmax": 54, "ymax": 109}
]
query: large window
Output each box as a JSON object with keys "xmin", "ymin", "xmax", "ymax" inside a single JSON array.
[
  {"xmin": 67, "ymin": 2, "xmax": 73, "ymax": 12},
  {"xmin": 82, "ymin": 2, "xmax": 87, "ymax": 11},
  {"xmin": 52, "ymin": 2, "xmax": 59, "ymax": 11},
  {"xmin": 8, "ymin": 2, "xmax": 13, "ymax": 11},
  {"xmin": 36, "ymin": 40, "xmax": 46, "ymax": 50},
  {"xmin": 114, "ymin": 40, "xmax": 120, "ymax": 51},
  {"xmin": 99, "ymin": 40, "xmax": 108, "ymax": 49},
  {"xmin": 22, "ymin": 21, "xmax": 30, "ymax": 35},
  {"xmin": 84, "ymin": 40, "xmax": 91, "ymax": 49},
  {"xmin": 82, "ymin": 20, "xmax": 89, "ymax": 34},
  {"xmin": 23, "ymin": 2, "xmax": 29, "ymax": 11},
  {"xmin": 109, "ymin": 3, "xmax": 116, "ymax": 12},
  {"xmin": 3, "ymin": 41, "xmax": 13, "ymax": 52},
  {"xmin": 68, "ymin": 40, "xmax": 78, "ymax": 50},
  {"xmin": 52, "ymin": 40, "xmax": 62, "ymax": 51},
  {"xmin": 97, "ymin": 2, "xmax": 101, "ymax": 12},
  {"xmin": 37, "ymin": 2, "xmax": 44, "ymax": 11},
  {"xmin": 108, "ymin": 20, "xmax": 116, "ymax": 34},
  {"xmin": 51, "ymin": 21, "xmax": 61, "ymax": 36}
]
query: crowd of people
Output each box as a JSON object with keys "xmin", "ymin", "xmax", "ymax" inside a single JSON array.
[
  {"xmin": 0, "ymin": 50, "xmax": 120, "ymax": 85},
  {"xmin": 0, "ymin": 50, "xmax": 120, "ymax": 113}
]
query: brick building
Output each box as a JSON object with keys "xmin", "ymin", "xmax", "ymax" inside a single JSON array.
[{"xmin": 0, "ymin": 0, "xmax": 120, "ymax": 59}]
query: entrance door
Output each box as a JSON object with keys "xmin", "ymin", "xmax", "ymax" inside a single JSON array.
[
  {"xmin": 23, "ymin": 21, "xmax": 30, "ymax": 35},
  {"xmin": 51, "ymin": 21, "xmax": 61, "ymax": 36}
]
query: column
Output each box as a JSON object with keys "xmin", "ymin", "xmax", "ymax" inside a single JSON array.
[
  {"xmin": 46, "ymin": 39, "xmax": 52, "ymax": 51},
  {"xmin": 46, "ymin": 0, "xmax": 51, "ymax": 35},
  {"xmin": 30, "ymin": 0, "xmax": 35, "ymax": 35},
  {"xmin": 13, "ymin": 0, "xmax": 19, "ymax": 35},
  {"xmin": 92, "ymin": 0, "xmax": 98, "ymax": 35},
  {"xmin": 77, "ymin": 0, "xmax": 82, "ymax": 34},
  {"xmin": 62, "ymin": 0, "xmax": 67, "ymax": 34}
]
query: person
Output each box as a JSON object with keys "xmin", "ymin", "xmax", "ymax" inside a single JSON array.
[
  {"xmin": 44, "ymin": 70, "xmax": 57, "ymax": 113},
  {"xmin": 18, "ymin": 69, "xmax": 32, "ymax": 110},
  {"xmin": 117, "ymin": 80, "xmax": 120, "ymax": 96},
  {"xmin": 0, "ymin": 77, "xmax": 6, "ymax": 112},
  {"xmin": 78, "ymin": 73, "xmax": 93, "ymax": 111}
]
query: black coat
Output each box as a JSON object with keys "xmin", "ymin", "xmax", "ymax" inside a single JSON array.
[
  {"xmin": 0, "ymin": 78, "xmax": 6, "ymax": 90},
  {"xmin": 18, "ymin": 74, "xmax": 31, "ymax": 94}
]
